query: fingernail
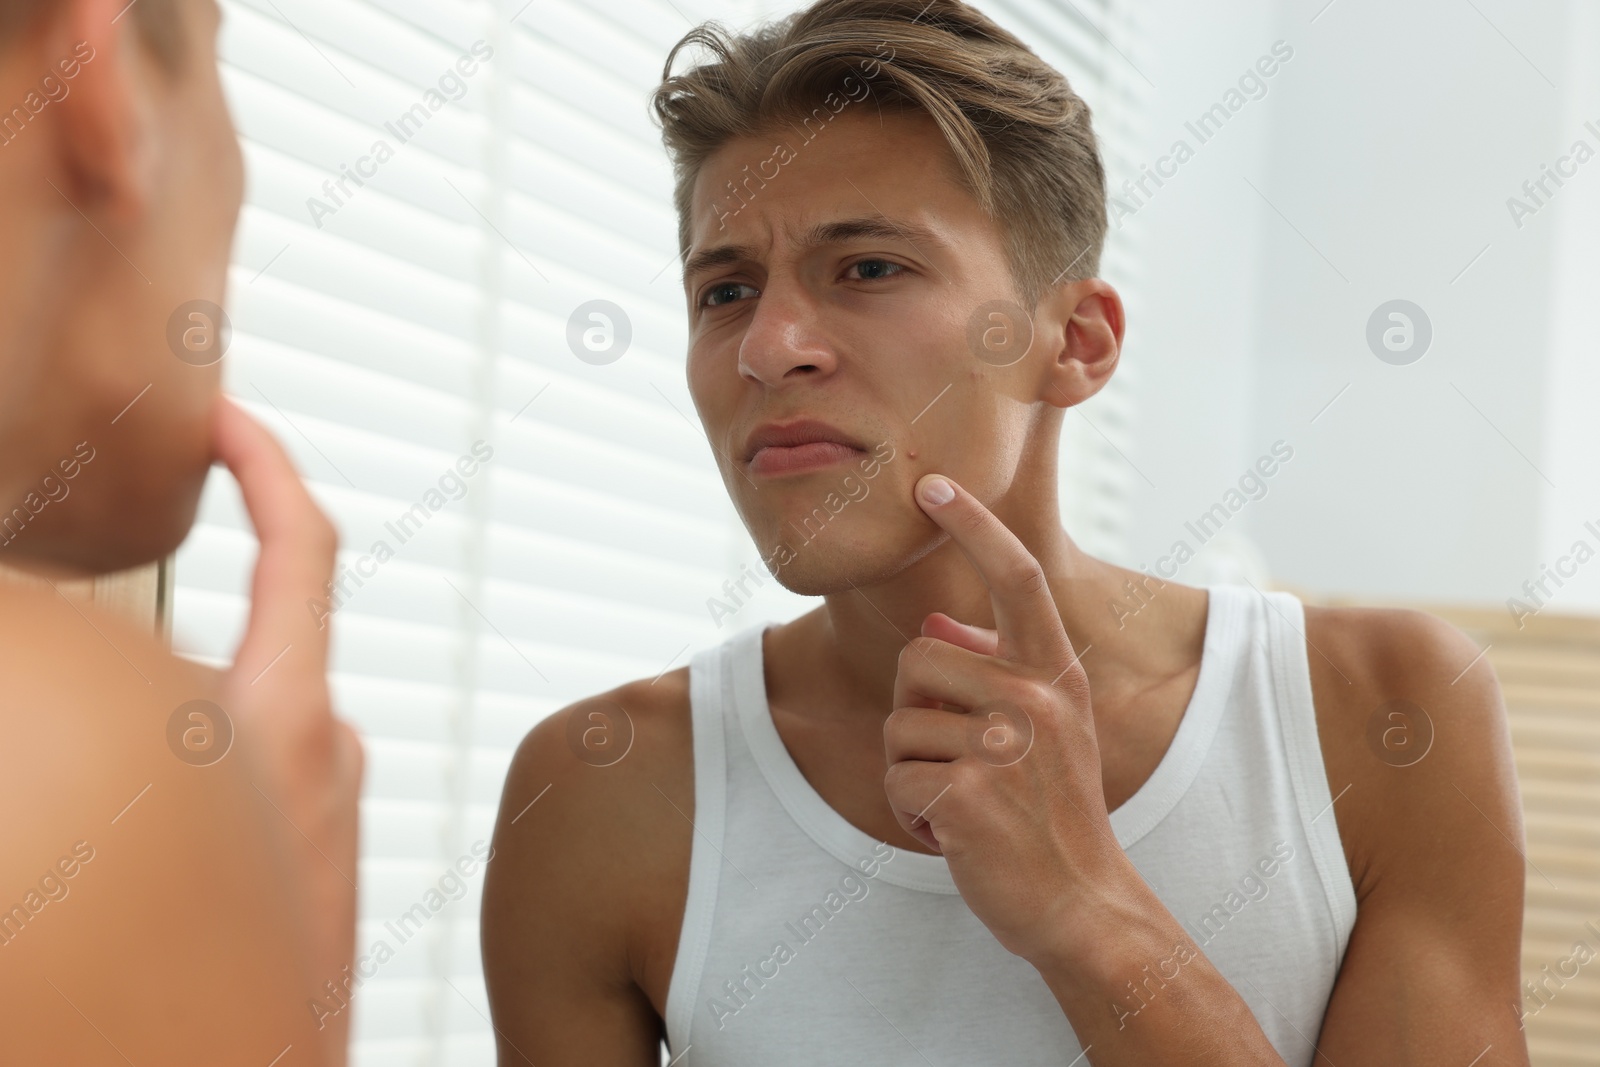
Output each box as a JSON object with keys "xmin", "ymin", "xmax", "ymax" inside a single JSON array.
[{"xmin": 920, "ymin": 476, "xmax": 954, "ymax": 506}]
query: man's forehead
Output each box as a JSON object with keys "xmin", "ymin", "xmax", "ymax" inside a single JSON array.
[{"xmin": 686, "ymin": 110, "xmax": 962, "ymax": 218}]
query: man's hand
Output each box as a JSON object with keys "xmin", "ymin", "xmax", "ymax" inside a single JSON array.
[
  {"xmin": 210, "ymin": 394, "xmax": 364, "ymax": 1064},
  {"xmin": 882, "ymin": 472, "xmax": 1130, "ymax": 969}
]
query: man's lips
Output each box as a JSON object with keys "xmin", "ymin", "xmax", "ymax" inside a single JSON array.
[
  {"xmin": 748, "ymin": 440, "xmax": 865, "ymax": 476},
  {"xmin": 742, "ymin": 418, "xmax": 869, "ymax": 476}
]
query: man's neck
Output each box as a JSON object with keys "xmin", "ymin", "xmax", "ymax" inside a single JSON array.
[{"xmin": 774, "ymin": 507, "xmax": 1170, "ymax": 723}]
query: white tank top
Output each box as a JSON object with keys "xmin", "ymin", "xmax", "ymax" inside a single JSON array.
[{"xmin": 665, "ymin": 583, "xmax": 1358, "ymax": 1064}]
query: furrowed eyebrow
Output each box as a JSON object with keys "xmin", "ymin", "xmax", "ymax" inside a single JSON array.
[{"xmin": 681, "ymin": 215, "xmax": 948, "ymax": 287}]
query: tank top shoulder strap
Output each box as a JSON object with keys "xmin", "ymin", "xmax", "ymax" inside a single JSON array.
[
  {"xmin": 1254, "ymin": 585, "xmax": 1359, "ymax": 954},
  {"xmin": 665, "ymin": 621, "xmax": 762, "ymax": 1049}
]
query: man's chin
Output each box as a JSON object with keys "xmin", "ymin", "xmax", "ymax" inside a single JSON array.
[
  {"xmin": 3, "ymin": 474, "xmax": 204, "ymax": 579},
  {"xmin": 759, "ymin": 535, "xmax": 940, "ymax": 598}
]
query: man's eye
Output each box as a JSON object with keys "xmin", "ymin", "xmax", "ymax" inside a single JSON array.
[
  {"xmin": 702, "ymin": 282, "xmax": 758, "ymax": 308},
  {"xmin": 847, "ymin": 258, "xmax": 905, "ymax": 281}
]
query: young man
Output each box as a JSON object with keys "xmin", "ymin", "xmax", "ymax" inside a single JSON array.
[
  {"xmin": 0, "ymin": 1, "xmax": 361, "ymax": 1063},
  {"xmin": 482, "ymin": 1, "xmax": 1529, "ymax": 1063}
]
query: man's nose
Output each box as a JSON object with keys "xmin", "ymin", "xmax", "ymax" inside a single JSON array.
[{"xmin": 737, "ymin": 285, "xmax": 839, "ymax": 385}]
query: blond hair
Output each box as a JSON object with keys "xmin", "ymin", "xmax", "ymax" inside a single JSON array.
[{"xmin": 650, "ymin": 0, "xmax": 1107, "ymax": 309}]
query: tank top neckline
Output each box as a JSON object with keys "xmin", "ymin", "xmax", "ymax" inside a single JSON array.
[{"xmin": 728, "ymin": 584, "xmax": 1243, "ymax": 893}]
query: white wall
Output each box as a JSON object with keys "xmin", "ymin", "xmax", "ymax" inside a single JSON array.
[
  {"xmin": 1534, "ymin": 0, "xmax": 1600, "ymax": 621},
  {"xmin": 1105, "ymin": 0, "xmax": 1278, "ymax": 588},
  {"xmin": 1120, "ymin": 0, "xmax": 1599, "ymax": 618}
]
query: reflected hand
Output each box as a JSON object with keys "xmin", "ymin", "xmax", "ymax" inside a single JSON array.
[{"xmin": 210, "ymin": 394, "xmax": 364, "ymax": 1063}]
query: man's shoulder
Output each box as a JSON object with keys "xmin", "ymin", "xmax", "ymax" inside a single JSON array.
[
  {"xmin": 493, "ymin": 663, "xmax": 698, "ymax": 893},
  {"xmin": 0, "ymin": 578, "xmax": 217, "ymax": 746},
  {"xmin": 503, "ymin": 664, "xmax": 696, "ymax": 812},
  {"xmin": 1300, "ymin": 601, "xmax": 1512, "ymax": 899},
  {"xmin": 0, "ymin": 583, "xmax": 162, "ymax": 857},
  {"xmin": 485, "ymin": 664, "xmax": 699, "ymax": 1010},
  {"xmin": 1298, "ymin": 600, "xmax": 1493, "ymax": 699}
]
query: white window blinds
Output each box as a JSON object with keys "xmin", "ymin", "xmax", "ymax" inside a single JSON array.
[{"xmin": 170, "ymin": 1, "xmax": 1146, "ymax": 1062}]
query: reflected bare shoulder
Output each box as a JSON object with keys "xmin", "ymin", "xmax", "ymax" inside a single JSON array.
[{"xmin": 0, "ymin": 582, "xmax": 336, "ymax": 1065}]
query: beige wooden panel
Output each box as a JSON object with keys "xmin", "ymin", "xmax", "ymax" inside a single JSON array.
[{"xmin": 0, "ymin": 559, "xmax": 167, "ymax": 635}]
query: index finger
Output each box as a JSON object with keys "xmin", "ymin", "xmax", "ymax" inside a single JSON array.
[
  {"xmin": 913, "ymin": 472, "xmax": 1074, "ymax": 669},
  {"xmin": 209, "ymin": 393, "xmax": 339, "ymax": 678}
]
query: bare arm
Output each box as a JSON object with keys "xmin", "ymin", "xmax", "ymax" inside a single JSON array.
[
  {"xmin": 482, "ymin": 687, "xmax": 688, "ymax": 1065},
  {"xmin": 1312, "ymin": 608, "xmax": 1530, "ymax": 1065}
]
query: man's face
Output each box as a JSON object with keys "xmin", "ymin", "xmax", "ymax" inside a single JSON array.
[
  {"xmin": 2, "ymin": 0, "xmax": 244, "ymax": 572},
  {"xmin": 684, "ymin": 106, "xmax": 1050, "ymax": 596}
]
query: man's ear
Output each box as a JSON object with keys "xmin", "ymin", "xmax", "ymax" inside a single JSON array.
[
  {"xmin": 1040, "ymin": 279, "xmax": 1124, "ymax": 409},
  {"xmin": 48, "ymin": 0, "xmax": 159, "ymax": 224}
]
